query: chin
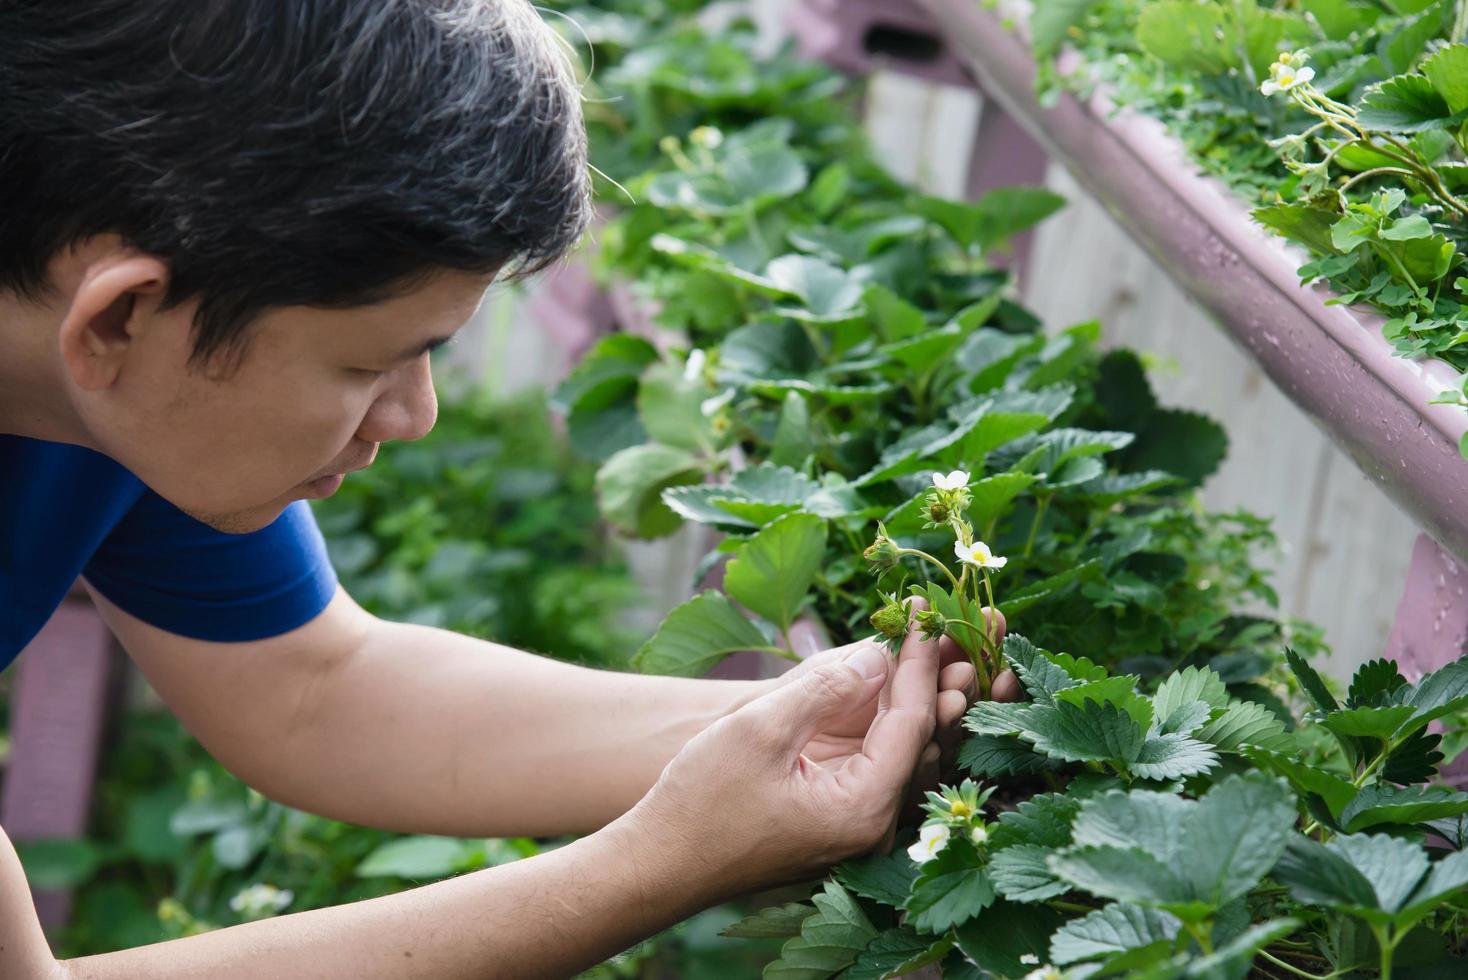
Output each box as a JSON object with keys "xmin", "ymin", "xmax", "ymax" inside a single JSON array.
[{"xmin": 180, "ymin": 502, "xmax": 292, "ymax": 535}]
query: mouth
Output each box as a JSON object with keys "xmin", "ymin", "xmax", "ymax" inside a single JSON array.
[{"xmin": 300, "ymin": 447, "xmax": 376, "ymax": 500}]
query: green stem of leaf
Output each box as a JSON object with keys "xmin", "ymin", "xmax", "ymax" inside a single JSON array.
[
  {"xmin": 1257, "ymin": 949, "xmax": 1344, "ymax": 980},
  {"xmin": 1024, "ymin": 494, "xmax": 1051, "ymax": 557},
  {"xmin": 898, "ymin": 547, "xmax": 963, "ymax": 593}
]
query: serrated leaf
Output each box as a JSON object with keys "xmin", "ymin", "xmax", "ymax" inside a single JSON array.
[
  {"xmin": 1242, "ymin": 747, "xmax": 1356, "ymax": 818},
  {"xmin": 1125, "ymin": 409, "xmax": 1228, "ymax": 486},
  {"xmin": 957, "ymin": 734, "xmax": 1055, "ymax": 777},
  {"xmin": 1423, "ymin": 43, "xmax": 1468, "ymax": 114},
  {"xmin": 1358, "ymin": 73, "xmax": 1460, "ymax": 132},
  {"xmin": 633, "ymin": 591, "xmax": 771, "ymax": 676},
  {"xmin": 953, "ymin": 900, "xmax": 1065, "ymax": 977},
  {"xmin": 1400, "ymin": 849, "xmax": 1468, "ymax": 922},
  {"xmin": 843, "ymin": 928, "xmax": 951, "ymax": 980},
  {"xmin": 1153, "ymin": 667, "xmax": 1231, "ymax": 721},
  {"xmin": 722, "ymin": 902, "xmax": 816, "ymax": 939},
  {"xmin": 1198, "ymin": 699, "xmax": 1292, "ymax": 753},
  {"xmin": 1341, "ymin": 784, "xmax": 1468, "ymax": 833},
  {"xmin": 1321, "ymin": 703, "xmax": 1417, "ymax": 740},
  {"xmin": 596, "ymin": 443, "xmax": 703, "ymax": 538},
  {"xmin": 1348, "ymin": 658, "xmax": 1409, "ymax": 707},
  {"xmin": 905, "ymin": 838, "xmax": 996, "ymax": 934},
  {"xmin": 1274, "ymin": 833, "xmax": 1429, "ymax": 923},
  {"xmin": 1023, "ymin": 700, "xmax": 1147, "ymax": 765},
  {"xmin": 771, "ymin": 392, "xmax": 813, "ymax": 468},
  {"xmin": 1405, "ymin": 658, "xmax": 1468, "ymax": 725},
  {"xmin": 724, "ymin": 513, "xmax": 827, "ymax": 635},
  {"xmin": 765, "ymin": 881, "xmax": 878, "ymax": 980},
  {"xmin": 1050, "ymin": 845, "xmax": 1195, "ymax": 913},
  {"xmin": 990, "ymin": 844, "xmax": 1070, "ymax": 901},
  {"xmin": 990, "ymin": 793, "xmax": 1082, "ymax": 850},
  {"xmin": 1131, "ymin": 733, "xmax": 1219, "ymax": 780},
  {"xmin": 1004, "ymin": 634, "xmax": 1084, "ymax": 705},
  {"xmin": 1050, "ymin": 902, "xmax": 1182, "ymax": 966},
  {"xmin": 836, "ymin": 852, "xmax": 919, "ymax": 907},
  {"xmin": 1286, "ymin": 647, "xmax": 1340, "ymax": 714}
]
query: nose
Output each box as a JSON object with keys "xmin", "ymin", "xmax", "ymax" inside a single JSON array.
[{"xmin": 356, "ymin": 357, "xmax": 438, "ymax": 444}]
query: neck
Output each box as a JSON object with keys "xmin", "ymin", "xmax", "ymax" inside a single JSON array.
[{"xmin": 0, "ymin": 296, "xmax": 92, "ymax": 446}]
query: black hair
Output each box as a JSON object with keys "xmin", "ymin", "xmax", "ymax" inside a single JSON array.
[{"xmin": 0, "ymin": 0, "xmax": 591, "ymax": 363}]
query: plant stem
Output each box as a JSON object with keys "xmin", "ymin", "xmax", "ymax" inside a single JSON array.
[
  {"xmin": 750, "ymin": 645, "xmax": 802, "ymax": 662},
  {"xmin": 1373, "ymin": 923, "xmax": 1396, "ymax": 980},
  {"xmin": 898, "ymin": 547, "xmax": 963, "ymax": 592},
  {"xmin": 1024, "ymin": 494, "xmax": 1051, "ymax": 557},
  {"xmin": 1258, "ymin": 950, "xmax": 1342, "ymax": 980}
]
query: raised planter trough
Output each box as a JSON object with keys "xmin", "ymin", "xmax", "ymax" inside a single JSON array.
[{"xmin": 788, "ymin": 0, "xmax": 1468, "ymax": 689}]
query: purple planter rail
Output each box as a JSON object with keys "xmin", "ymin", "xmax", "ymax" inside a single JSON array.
[
  {"xmin": 914, "ymin": 0, "xmax": 1468, "ymax": 575},
  {"xmin": 2, "ymin": 598, "xmax": 121, "ymax": 931}
]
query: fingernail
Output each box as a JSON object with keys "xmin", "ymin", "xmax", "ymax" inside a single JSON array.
[{"xmin": 846, "ymin": 644, "xmax": 888, "ymax": 680}]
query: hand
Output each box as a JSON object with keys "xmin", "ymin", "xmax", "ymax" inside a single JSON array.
[
  {"xmin": 771, "ymin": 602, "xmax": 1019, "ymax": 819},
  {"xmin": 626, "ymin": 599, "xmax": 1016, "ymax": 897}
]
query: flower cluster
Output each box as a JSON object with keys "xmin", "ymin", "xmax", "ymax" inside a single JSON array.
[
  {"xmin": 228, "ymin": 882, "xmax": 294, "ymax": 920},
  {"xmin": 906, "ymin": 779, "xmax": 994, "ymax": 864},
  {"xmin": 1259, "ymin": 50, "xmax": 1313, "ymax": 96}
]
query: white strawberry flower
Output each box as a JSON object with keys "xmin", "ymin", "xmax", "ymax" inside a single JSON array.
[
  {"xmin": 1020, "ymin": 954, "xmax": 1040, "ymax": 965},
  {"xmin": 907, "ymin": 822, "xmax": 951, "ymax": 864},
  {"xmin": 700, "ymin": 389, "xmax": 734, "ymax": 417},
  {"xmin": 931, "ymin": 469, "xmax": 970, "ymax": 491},
  {"xmin": 955, "ymin": 540, "xmax": 1007, "ymax": 570},
  {"xmin": 1023, "ymin": 967, "xmax": 1064, "ymax": 980},
  {"xmin": 1261, "ymin": 60, "xmax": 1314, "ymax": 96},
  {"xmin": 683, "ymin": 348, "xmax": 707, "ymax": 381},
  {"xmin": 970, "ymin": 824, "xmax": 989, "ymax": 845},
  {"xmin": 229, "ymin": 883, "xmax": 293, "ymax": 919}
]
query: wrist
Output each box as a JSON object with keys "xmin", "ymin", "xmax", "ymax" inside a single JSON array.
[{"xmin": 595, "ymin": 800, "xmax": 735, "ymax": 921}]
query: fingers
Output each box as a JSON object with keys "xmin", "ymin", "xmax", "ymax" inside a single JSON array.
[
  {"xmin": 937, "ymin": 687, "xmax": 969, "ymax": 734},
  {"xmin": 864, "ymin": 599, "xmax": 940, "ymax": 784},
  {"xmin": 939, "ymin": 661, "xmax": 977, "ymax": 701},
  {"xmin": 991, "ymin": 668, "xmax": 1022, "ymax": 703},
  {"xmin": 737, "ymin": 643, "xmax": 889, "ymax": 762}
]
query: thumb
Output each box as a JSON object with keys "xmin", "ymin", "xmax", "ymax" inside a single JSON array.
[{"xmin": 740, "ymin": 643, "xmax": 889, "ymax": 761}]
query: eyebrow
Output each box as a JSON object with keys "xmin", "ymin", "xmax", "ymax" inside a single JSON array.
[{"xmin": 390, "ymin": 334, "xmax": 456, "ymax": 365}]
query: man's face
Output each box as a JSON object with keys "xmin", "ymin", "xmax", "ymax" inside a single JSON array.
[{"xmin": 75, "ymin": 270, "xmax": 495, "ymax": 533}]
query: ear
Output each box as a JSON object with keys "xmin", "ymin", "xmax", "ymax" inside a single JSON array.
[{"xmin": 57, "ymin": 254, "xmax": 170, "ymax": 391}]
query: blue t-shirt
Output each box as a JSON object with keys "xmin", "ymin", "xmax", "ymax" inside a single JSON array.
[{"xmin": 1, "ymin": 435, "xmax": 338, "ymax": 672}]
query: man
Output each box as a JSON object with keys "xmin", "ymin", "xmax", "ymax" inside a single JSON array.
[{"xmin": 0, "ymin": 1, "xmax": 1010, "ymax": 976}]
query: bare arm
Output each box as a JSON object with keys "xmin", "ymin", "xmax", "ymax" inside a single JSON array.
[
  {"xmin": 89, "ymin": 585, "xmax": 769, "ymax": 837},
  {"xmin": 0, "ymin": 809, "xmax": 720, "ymax": 980}
]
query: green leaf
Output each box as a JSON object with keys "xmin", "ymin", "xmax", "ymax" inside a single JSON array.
[
  {"xmin": 169, "ymin": 798, "xmax": 249, "ymax": 836},
  {"xmin": 1302, "ymin": 0, "xmax": 1382, "ymax": 40},
  {"xmin": 1341, "ymin": 783, "xmax": 1468, "ymax": 833},
  {"xmin": 957, "ymin": 733, "xmax": 1055, "ymax": 776},
  {"xmin": 634, "ymin": 591, "xmax": 771, "ymax": 676},
  {"xmin": 771, "ymin": 392, "xmax": 813, "ymax": 468},
  {"xmin": 724, "ymin": 512, "xmax": 827, "ymax": 634},
  {"xmin": 1349, "ymin": 658, "xmax": 1409, "ymax": 707},
  {"xmin": 1405, "ymin": 657, "xmax": 1468, "ymax": 725},
  {"xmin": 1137, "ymin": 1, "xmax": 1234, "ymax": 75},
  {"xmin": 905, "ymin": 837, "xmax": 996, "ymax": 933},
  {"xmin": 1153, "ymin": 666, "xmax": 1230, "ymax": 721},
  {"xmin": 1243, "ymin": 746, "xmax": 1356, "ymax": 818},
  {"xmin": 836, "ymin": 852, "xmax": 920, "ymax": 907},
  {"xmin": 356, "ymin": 836, "xmax": 477, "ymax": 879},
  {"xmin": 1031, "ymin": 0, "xmax": 1103, "ymax": 58},
  {"xmin": 913, "ymin": 186, "xmax": 1066, "ymax": 253},
  {"xmin": 1423, "ymin": 43, "xmax": 1468, "ymax": 114},
  {"xmin": 1004, "ymin": 634, "xmax": 1086, "ymax": 705},
  {"xmin": 1274, "ymin": 833, "xmax": 1427, "ymax": 922},
  {"xmin": 721, "ymin": 903, "xmax": 816, "ymax": 940},
  {"xmin": 953, "ymin": 902, "xmax": 1064, "ymax": 976},
  {"xmin": 990, "ymin": 844, "xmax": 1070, "ymax": 901},
  {"xmin": 1050, "ymin": 845, "xmax": 1196, "ymax": 914},
  {"xmin": 596, "ymin": 443, "xmax": 703, "ymax": 538},
  {"xmin": 1022, "ymin": 699, "xmax": 1148, "ymax": 765},
  {"xmin": 1286, "ymin": 647, "xmax": 1340, "ymax": 714},
  {"xmin": 1321, "ymin": 704, "xmax": 1417, "ymax": 740},
  {"xmin": 1358, "ymin": 73, "xmax": 1459, "ymax": 132},
  {"xmin": 1049, "ymin": 902, "xmax": 1181, "ymax": 966},
  {"xmin": 552, "ymin": 334, "xmax": 658, "ymax": 412},
  {"xmin": 765, "ymin": 880, "xmax": 878, "ymax": 980},
  {"xmin": 1197, "ymin": 699, "xmax": 1292, "ymax": 752},
  {"xmin": 636, "ymin": 361, "xmax": 716, "ymax": 453},
  {"xmin": 1131, "ymin": 733, "xmax": 1219, "ymax": 780},
  {"xmin": 765, "ymin": 254, "xmax": 864, "ymax": 321},
  {"xmin": 1125, "ymin": 409, "xmax": 1228, "ymax": 486},
  {"xmin": 1400, "ymin": 849, "xmax": 1468, "ymax": 922},
  {"xmin": 16, "ymin": 838, "xmax": 104, "ymax": 889},
  {"xmin": 863, "ymin": 283, "xmax": 927, "ymax": 342},
  {"xmin": 1186, "ymin": 919, "xmax": 1302, "ymax": 978},
  {"xmin": 990, "ymin": 792, "xmax": 1082, "ymax": 850},
  {"xmin": 1254, "ymin": 204, "xmax": 1346, "ymax": 256},
  {"xmin": 844, "ymin": 928, "xmax": 951, "ymax": 980}
]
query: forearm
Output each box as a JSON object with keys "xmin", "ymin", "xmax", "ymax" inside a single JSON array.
[
  {"xmin": 60, "ymin": 810, "xmax": 719, "ymax": 980},
  {"xmin": 262, "ymin": 617, "xmax": 769, "ymax": 837}
]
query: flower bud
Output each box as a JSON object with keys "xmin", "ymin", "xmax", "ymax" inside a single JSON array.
[
  {"xmin": 863, "ymin": 524, "xmax": 902, "ymax": 572},
  {"xmin": 869, "ymin": 593, "xmax": 909, "ymax": 641},
  {"xmin": 925, "ymin": 494, "xmax": 951, "ymax": 525},
  {"xmin": 914, "ymin": 607, "xmax": 947, "ymax": 642}
]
